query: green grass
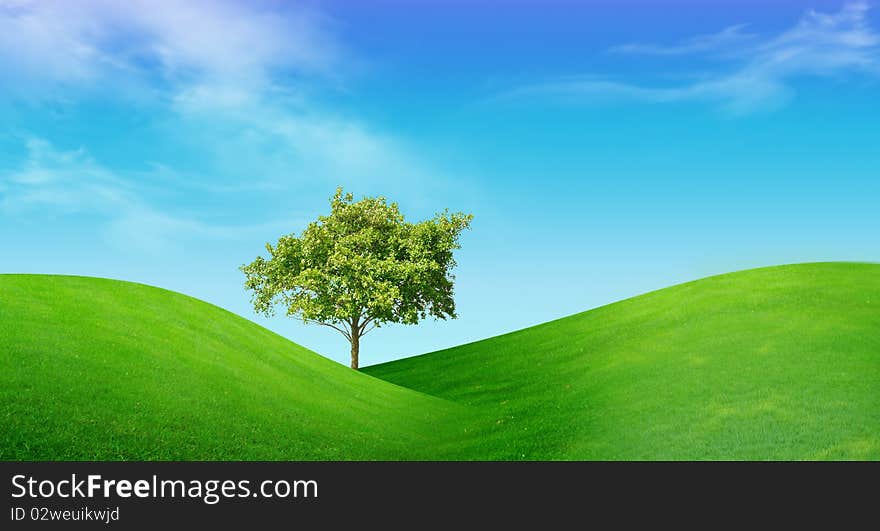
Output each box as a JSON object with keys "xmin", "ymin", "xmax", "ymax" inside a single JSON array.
[
  {"xmin": 0, "ymin": 275, "xmax": 470, "ymax": 460},
  {"xmin": 366, "ymin": 263, "xmax": 880, "ymax": 460},
  {"xmin": 2, "ymin": 263, "xmax": 878, "ymax": 460}
]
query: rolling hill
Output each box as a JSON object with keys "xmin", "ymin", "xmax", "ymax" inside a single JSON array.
[
  {"xmin": 2, "ymin": 263, "xmax": 878, "ymax": 460},
  {"xmin": 366, "ymin": 262, "xmax": 880, "ymax": 460},
  {"xmin": 0, "ymin": 275, "xmax": 470, "ymax": 460}
]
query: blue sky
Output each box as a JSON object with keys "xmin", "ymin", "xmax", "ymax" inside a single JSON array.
[{"xmin": 1, "ymin": 0, "xmax": 878, "ymax": 365}]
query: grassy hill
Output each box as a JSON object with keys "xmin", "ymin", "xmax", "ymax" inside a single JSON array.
[
  {"xmin": 0, "ymin": 275, "xmax": 470, "ymax": 460},
  {"xmin": 2, "ymin": 263, "xmax": 878, "ymax": 460},
  {"xmin": 366, "ymin": 263, "xmax": 880, "ymax": 460}
]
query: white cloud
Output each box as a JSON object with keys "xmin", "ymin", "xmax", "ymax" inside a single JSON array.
[
  {"xmin": 0, "ymin": 138, "xmax": 302, "ymax": 252},
  {"xmin": 168, "ymin": 94, "xmax": 464, "ymax": 204},
  {"xmin": 0, "ymin": 0, "xmax": 339, "ymax": 97},
  {"xmin": 0, "ymin": 138, "xmax": 189, "ymax": 250},
  {"xmin": 611, "ymin": 24, "xmax": 757, "ymax": 56},
  {"xmin": 0, "ymin": 0, "xmax": 459, "ymax": 246},
  {"xmin": 2, "ymin": 138, "xmax": 130, "ymax": 213},
  {"xmin": 505, "ymin": 2, "xmax": 880, "ymax": 114}
]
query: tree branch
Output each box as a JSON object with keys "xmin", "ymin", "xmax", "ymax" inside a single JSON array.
[
  {"xmin": 361, "ymin": 322, "xmax": 378, "ymax": 336},
  {"xmin": 306, "ymin": 319, "xmax": 351, "ymax": 341},
  {"xmin": 358, "ymin": 317, "xmax": 374, "ymax": 335}
]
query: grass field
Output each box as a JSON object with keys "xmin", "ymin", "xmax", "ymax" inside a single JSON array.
[
  {"xmin": 0, "ymin": 275, "xmax": 470, "ymax": 460},
  {"xmin": 366, "ymin": 262, "xmax": 880, "ymax": 460},
  {"xmin": 2, "ymin": 263, "xmax": 878, "ymax": 460}
]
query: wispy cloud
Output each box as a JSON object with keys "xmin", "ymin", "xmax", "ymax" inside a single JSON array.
[
  {"xmin": 611, "ymin": 24, "xmax": 757, "ymax": 56},
  {"xmin": 0, "ymin": 0, "xmax": 447, "ymax": 184},
  {"xmin": 2, "ymin": 138, "xmax": 131, "ymax": 214},
  {"xmin": 0, "ymin": 0, "xmax": 456, "ymax": 251},
  {"xmin": 0, "ymin": 138, "xmax": 302, "ymax": 252},
  {"xmin": 504, "ymin": 2, "xmax": 880, "ymax": 114},
  {"xmin": 0, "ymin": 0, "xmax": 339, "ymax": 97}
]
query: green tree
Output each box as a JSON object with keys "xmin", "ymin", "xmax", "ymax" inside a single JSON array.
[{"xmin": 241, "ymin": 188, "xmax": 473, "ymax": 369}]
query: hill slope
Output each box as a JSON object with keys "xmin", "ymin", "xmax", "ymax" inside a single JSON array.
[
  {"xmin": 366, "ymin": 263, "xmax": 880, "ymax": 460},
  {"xmin": 0, "ymin": 275, "xmax": 469, "ymax": 460},
  {"xmin": 3, "ymin": 264, "xmax": 878, "ymax": 460}
]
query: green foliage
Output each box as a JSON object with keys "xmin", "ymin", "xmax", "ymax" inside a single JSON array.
[{"xmin": 240, "ymin": 188, "xmax": 472, "ymax": 365}]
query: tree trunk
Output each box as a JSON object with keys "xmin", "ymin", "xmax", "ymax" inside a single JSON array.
[{"xmin": 350, "ymin": 331, "xmax": 360, "ymax": 370}]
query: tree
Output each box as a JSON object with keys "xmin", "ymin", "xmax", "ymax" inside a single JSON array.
[{"xmin": 241, "ymin": 188, "xmax": 473, "ymax": 370}]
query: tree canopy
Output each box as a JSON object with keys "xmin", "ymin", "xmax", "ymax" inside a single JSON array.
[{"xmin": 241, "ymin": 188, "xmax": 472, "ymax": 369}]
